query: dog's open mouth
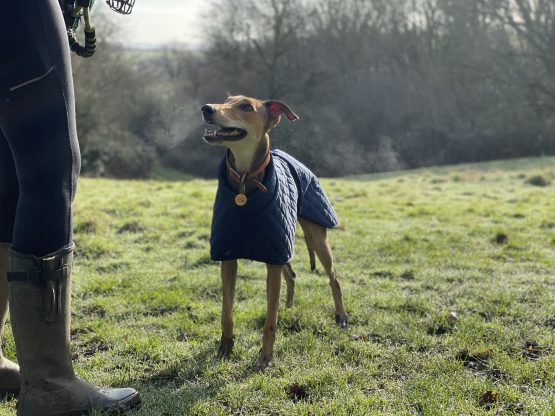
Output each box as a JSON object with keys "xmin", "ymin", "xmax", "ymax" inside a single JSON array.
[{"xmin": 204, "ymin": 126, "xmax": 247, "ymax": 141}]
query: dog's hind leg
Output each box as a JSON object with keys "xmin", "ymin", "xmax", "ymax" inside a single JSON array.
[
  {"xmin": 283, "ymin": 263, "xmax": 296, "ymax": 308},
  {"xmin": 304, "ymin": 235, "xmax": 316, "ymax": 271},
  {"xmin": 257, "ymin": 264, "xmax": 282, "ymax": 370},
  {"xmin": 299, "ymin": 219, "xmax": 348, "ymax": 328},
  {"xmin": 218, "ymin": 260, "xmax": 237, "ymax": 358}
]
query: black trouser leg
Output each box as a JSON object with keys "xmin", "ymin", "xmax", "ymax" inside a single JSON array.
[{"xmin": 0, "ymin": 0, "xmax": 80, "ymax": 257}]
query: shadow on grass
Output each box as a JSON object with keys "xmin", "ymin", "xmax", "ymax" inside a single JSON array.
[{"xmin": 133, "ymin": 341, "xmax": 256, "ymax": 414}]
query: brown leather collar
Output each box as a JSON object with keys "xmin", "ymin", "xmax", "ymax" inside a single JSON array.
[{"xmin": 226, "ymin": 150, "xmax": 270, "ymax": 193}]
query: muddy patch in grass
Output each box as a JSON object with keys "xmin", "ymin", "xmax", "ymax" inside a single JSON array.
[
  {"xmin": 96, "ymin": 261, "xmax": 129, "ymax": 274},
  {"xmin": 184, "ymin": 240, "xmax": 202, "ymax": 249},
  {"xmin": 520, "ymin": 341, "xmax": 551, "ymax": 360},
  {"xmin": 400, "ymin": 271, "xmax": 416, "ymax": 280},
  {"xmin": 286, "ymin": 383, "xmax": 309, "ymax": 403},
  {"xmin": 177, "ymin": 230, "xmax": 195, "ymax": 238},
  {"xmin": 191, "ymin": 255, "xmax": 213, "ymax": 268},
  {"xmin": 73, "ymin": 336, "xmax": 111, "ymax": 359},
  {"xmin": 426, "ymin": 324, "xmax": 451, "ymax": 336},
  {"xmin": 71, "ymin": 327, "xmax": 93, "ymax": 338},
  {"xmin": 351, "ymin": 334, "xmax": 371, "ymax": 342},
  {"xmin": 74, "ymin": 220, "xmax": 98, "ymax": 234},
  {"xmin": 371, "ymin": 270, "xmax": 395, "ymax": 279},
  {"xmin": 478, "ymin": 390, "xmax": 499, "ymax": 410},
  {"xmin": 369, "ymin": 270, "xmax": 416, "ymax": 281},
  {"xmin": 142, "ymin": 304, "xmax": 182, "ymax": 317},
  {"xmin": 76, "ymin": 244, "xmax": 113, "ymax": 260},
  {"xmin": 80, "ymin": 304, "xmax": 107, "ymax": 318},
  {"xmin": 493, "ymin": 232, "xmax": 509, "ymax": 245},
  {"xmin": 118, "ymin": 221, "xmax": 144, "ymax": 234},
  {"xmin": 456, "ymin": 349, "xmax": 504, "ymax": 379}
]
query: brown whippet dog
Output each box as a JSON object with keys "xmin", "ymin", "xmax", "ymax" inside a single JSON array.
[{"xmin": 201, "ymin": 95, "xmax": 347, "ymax": 370}]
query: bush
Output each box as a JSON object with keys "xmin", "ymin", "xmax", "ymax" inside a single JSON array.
[
  {"xmin": 80, "ymin": 128, "xmax": 156, "ymax": 179},
  {"xmin": 525, "ymin": 175, "xmax": 550, "ymax": 187}
]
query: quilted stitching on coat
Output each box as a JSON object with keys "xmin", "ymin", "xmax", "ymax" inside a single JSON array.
[{"xmin": 210, "ymin": 150, "xmax": 339, "ymax": 265}]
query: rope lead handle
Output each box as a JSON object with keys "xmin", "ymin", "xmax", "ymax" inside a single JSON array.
[
  {"xmin": 63, "ymin": 0, "xmax": 133, "ymax": 58},
  {"xmin": 68, "ymin": 6, "xmax": 96, "ymax": 58},
  {"xmin": 68, "ymin": 28, "xmax": 96, "ymax": 58}
]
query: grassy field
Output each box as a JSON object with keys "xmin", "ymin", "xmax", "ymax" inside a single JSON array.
[{"xmin": 1, "ymin": 157, "xmax": 555, "ymax": 415}]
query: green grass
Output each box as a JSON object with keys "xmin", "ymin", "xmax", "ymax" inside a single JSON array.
[{"xmin": 1, "ymin": 157, "xmax": 555, "ymax": 415}]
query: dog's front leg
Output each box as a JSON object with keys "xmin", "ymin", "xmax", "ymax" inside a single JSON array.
[
  {"xmin": 218, "ymin": 260, "xmax": 237, "ymax": 358},
  {"xmin": 257, "ymin": 264, "xmax": 282, "ymax": 370}
]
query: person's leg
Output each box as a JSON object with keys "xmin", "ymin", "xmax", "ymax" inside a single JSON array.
[
  {"xmin": 0, "ymin": 241, "xmax": 20, "ymax": 397},
  {"xmin": 0, "ymin": 0, "xmax": 140, "ymax": 413},
  {"xmin": 0, "ymin": 128, "xmax": 21, "ymax": 396},
  {"xmin": 0, "ymin": 0, "xmax": 79, "ymax": 257}
]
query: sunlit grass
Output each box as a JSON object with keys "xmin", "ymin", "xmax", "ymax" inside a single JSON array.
[{"xmin": 1, "ymin": 157, "xmax": 554, "ymax": 415}]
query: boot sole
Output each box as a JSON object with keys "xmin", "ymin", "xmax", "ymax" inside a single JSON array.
[
  {"xmin": 42, "ymin": 391, "xmax": 142, "ymax": 416},
  {"xmin": 71, "ymin": 393, "xmax": 141, "ymax": 416}
]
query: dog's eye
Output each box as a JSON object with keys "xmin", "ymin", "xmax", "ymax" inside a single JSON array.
[{"xmin": 240, "ymin": 104, "xmax": 254, "ymax": 112}]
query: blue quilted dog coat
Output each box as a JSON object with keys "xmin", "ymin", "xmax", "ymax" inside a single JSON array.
[{"xmin": 210, "ymin": 150, "xmax": 339, "ymax": 265}]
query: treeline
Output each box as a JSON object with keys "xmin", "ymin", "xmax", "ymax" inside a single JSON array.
[{"xmin": 73, "ymin": 0, "xmax": 555, "ymax": 178}]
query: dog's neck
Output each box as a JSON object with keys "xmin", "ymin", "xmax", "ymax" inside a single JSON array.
[
  {"xmin": 227, "ymin": 135, "xmax": 270, "ymax": 175},
  {"xmin": 226, "ymin": 135, "xmax": 270, "ymax": 193}
]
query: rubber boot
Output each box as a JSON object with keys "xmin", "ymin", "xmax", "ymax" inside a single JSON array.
[
  {"xmin": 8, "ymin": 245, "xmax": 141, "ymax": 415},
  {"xmin": 0, "ymin": 243, "xmax": 20, "ymax": 397}
]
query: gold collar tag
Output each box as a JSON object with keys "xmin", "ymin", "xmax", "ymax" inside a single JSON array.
[{"xmin": 235, "ymin": 193, "xmax": 248, "ymax": 206}]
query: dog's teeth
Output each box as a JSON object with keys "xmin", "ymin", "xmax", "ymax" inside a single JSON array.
[{"xmin": 205, "ymin": 128, "xmax": 217, "ymax": 137}]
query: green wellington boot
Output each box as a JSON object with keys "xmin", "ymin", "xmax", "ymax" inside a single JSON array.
[
  {"xmin": 0, "ymin": 243, "xmax": 21, "ymax": 397},
  {"xmin": 8, "ymin": 245, "xmax": 141, "ymax": 415}
]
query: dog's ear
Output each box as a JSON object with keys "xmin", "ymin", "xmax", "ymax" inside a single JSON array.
[{"xmin": 264, "ymin": 100, "xmax": 299, "ymax": 121}]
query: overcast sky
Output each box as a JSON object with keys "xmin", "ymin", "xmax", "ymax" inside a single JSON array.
[{"xmin": 101, "ymin": 0, "xmax": 206, "ymax": 48}]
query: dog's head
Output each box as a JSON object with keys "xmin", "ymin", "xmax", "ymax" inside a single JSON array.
[{"xmin": 201, "ymin": 95, "xmax": 298, "ymax": 147}]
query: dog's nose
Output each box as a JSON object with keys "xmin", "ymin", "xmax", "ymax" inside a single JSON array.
[{"xmin": 201, "ymin": 105, "xmax": 215, "ymax": 118}]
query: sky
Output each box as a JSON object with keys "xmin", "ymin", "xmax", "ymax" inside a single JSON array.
[{"xmin": 100, "ymin": 0, "xmax": 206, "ymax": 48}]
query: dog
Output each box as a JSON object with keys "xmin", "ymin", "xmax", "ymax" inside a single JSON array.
[{"xmin": 201, "ymin": 95, "xmax": 348, "ymax": 370}]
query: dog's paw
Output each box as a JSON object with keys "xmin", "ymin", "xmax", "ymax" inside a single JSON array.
[
  {"xmin": 255, "ymin": 355, "xmax": 273, "ymax": 371},
  {"xmin": 335, "ymin": 314, "xmax": 348, "ymax": 328},
  {"xmin": 217, "ymin": 336, "xmax": 234, "ymax": 358}
]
